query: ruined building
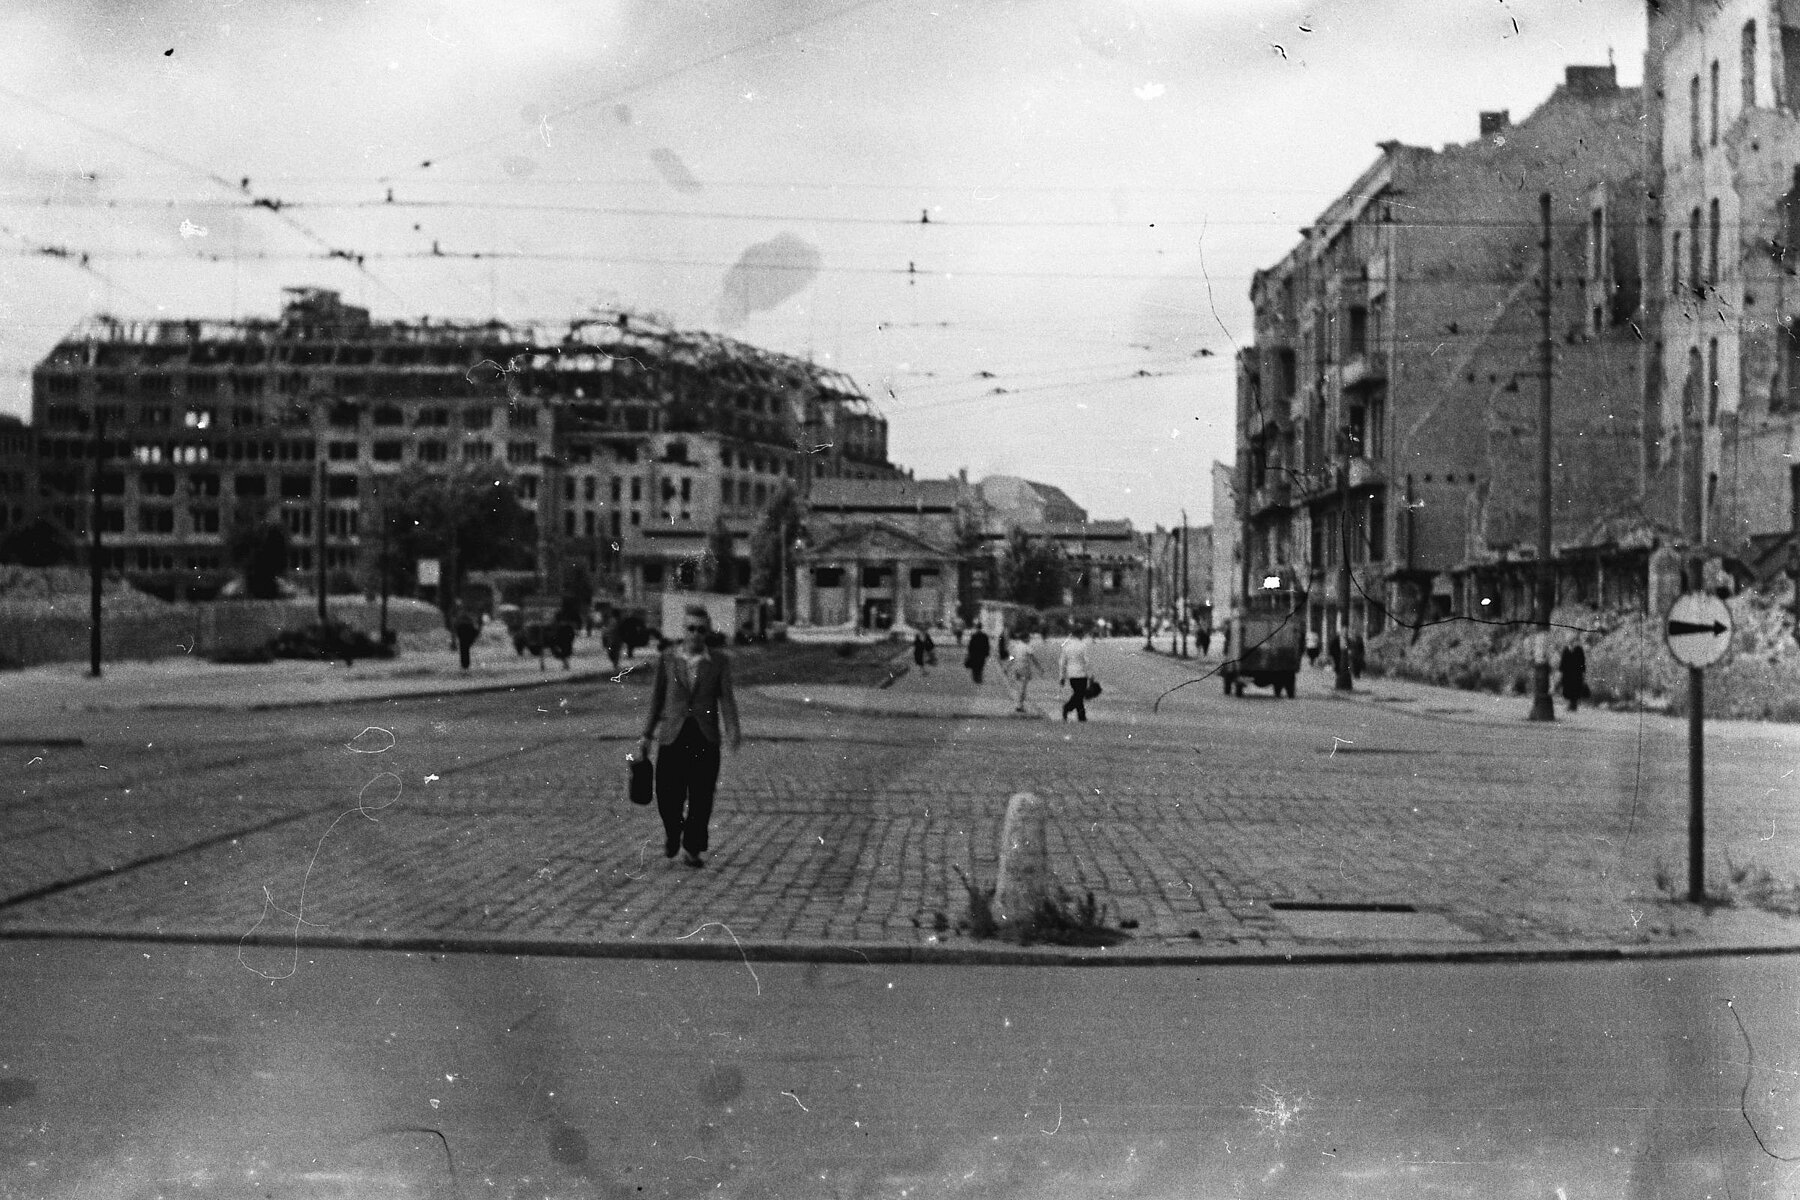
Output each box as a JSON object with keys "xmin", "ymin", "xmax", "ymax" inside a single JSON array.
[
  {"xmin": 1644, "ymin": 0, "xmax": 1800, "ymax": 583},
  {"xmin": 29, "ymin": 288, "xmax": 898, "ymax": 599},
  {"xmin": 1236, "ymin": 65, "xmax": 1649, "ymax": 640}
]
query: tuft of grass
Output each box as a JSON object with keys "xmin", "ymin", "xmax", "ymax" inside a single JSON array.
[
  {"xmin": 951, "ymin": 863, "xmax": 999, "ymax": 938},
  {"xmin": 951, "ymin": 865, "xmax": 1130, "ymax": 946},
  {"xmin": 1651, "ymin": 854, "xmax": 1800, "ymax": 915}
]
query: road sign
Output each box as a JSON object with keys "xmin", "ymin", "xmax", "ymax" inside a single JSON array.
[
  {"xmin": 1664, "ymin": 592, "xmax": 1732, "ymax": 668},
  {"xmin": 417, "ymin": 558, "xmax": 441, "ymax": 587}
]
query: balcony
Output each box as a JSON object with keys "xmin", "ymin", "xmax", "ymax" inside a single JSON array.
[
  {"xmin": 1340, "ymin": 352, "xmax": 1385, "ymax": 390},
  {"xmin": 1249, "ymin": 478, "xmax": 1293, "ymax": 515},
  {"xmin": 1346, "ymin": 456, "xmax": 1383, "ymax": 489}
]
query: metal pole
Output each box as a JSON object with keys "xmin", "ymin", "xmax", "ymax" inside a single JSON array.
[
  {"xmin": 1178, "ymin": 512, "xmax": 1189, "ymax": 658},
  {"xmin": 316, "ymin": 456, "xmax": 328, "ymax": 626},
  {"xmin": 1530, "ymin": 191, "xmax": 1557, "ymax": 721},
  {"xmin": 1143, "ymin": 548, "xmax": 1154, "ymax": 650},
  {"xmin": 89, "ymin": 413, "xmax": 105, "ymax": 678},
  {"xmin": 378, "ymin": 490, "xmax": 390, "ymax": 641},
  {"xmin": 1335, "ymin": 430, "xmax": 1353, "ymax": 692},
  {"xmin": 1688, "ymin": 661, "xmax": 1705, "ymax": 902}
]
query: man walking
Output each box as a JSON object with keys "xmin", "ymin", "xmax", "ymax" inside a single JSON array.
[
  {"xmin": 1009, "ymin": 633, "xmax": 1040, "ymax": 713},
  {"xmin": 965, "ymin": 625, "xmax": 991, "ymax": 685},
  {"xmin": 1558, "ymin": 637, "xmax": 1589, "ymax": 713},
  {"xmin": 1059, "ymin": 625, "xmax": 1093, "ymax": 722},
  {"xmin": 636, "ymin": 604, "xmax": 742, "ymax": 868},
  {"xmin": 451, "ymin": 604, "xmax": 480, "ymax": 671}
]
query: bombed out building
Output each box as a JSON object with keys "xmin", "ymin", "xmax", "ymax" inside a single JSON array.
[{"xmin": 29, "ymin": 288, "xmax": 899, "ymax": 600}]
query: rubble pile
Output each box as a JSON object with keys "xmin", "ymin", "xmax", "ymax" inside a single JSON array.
[
  {"xmin": 0, "ymin": 566, "xmax": 174, "ymax": 614},
  {"xmin": 1367, "ymin": 587, "xmax": 1800, "ymax": 722}
]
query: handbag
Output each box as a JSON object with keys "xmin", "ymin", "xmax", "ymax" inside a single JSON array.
[
  {"xmin": 627, "ymin": 753, "xmax": 654, "ymax": 806},
  {"xmin": 1085, "ymin": 679, "xmax": 1103, "ymax": 699}
]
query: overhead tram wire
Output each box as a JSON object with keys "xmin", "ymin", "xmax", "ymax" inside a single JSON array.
[
  {"xmin": 0, "ymin": 82, "xmax": 405, "ymax": 304},
  {"xmin": 392, "ymin": 0, "xmax": 894, "ymax": 176},
  {"xmin": 0, "ymin": 221, "xmax": 158, "ymax": 308}
]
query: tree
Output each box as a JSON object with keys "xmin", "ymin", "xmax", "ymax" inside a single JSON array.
[
  {"xmin": 226, "ymin": 519, "xmax": 292, "ymax": 599},
  {"xmin": 0, "ymin": 517, "xmax": 82, "ymax": 568},
  {"xmin": 996, "ymin": 526, "xmax": 1065, "ymax": 609},
  {"xmin": 748, "ymin": 484, "xmax": 804, "ymax": 608},
  {"xmin": 386, "ymin": 464, "xmax": 535, "ymax": 594}
]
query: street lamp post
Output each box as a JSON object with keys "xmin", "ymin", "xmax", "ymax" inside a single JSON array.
[
  {"xmin": 89, "ymin": 412, "xmax": 106, "ymax": 678},
  {"xmin": 1335, "ymin": 426, "xmax": 1354, "ymax": 693},
  {"xmin": 1178, "ymin": 510, "xmax": 1189, "ymax": 659},
  {"xmin": 1529, "ymin": 191, "xmax": 1557, "ymax": 721}
]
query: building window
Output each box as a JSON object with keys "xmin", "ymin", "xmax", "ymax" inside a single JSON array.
[
  {"xmin": 1708, "ymin": 198, "xmax": 1721, "ymax": 284},
  {"xmin": 583, "ymin": 477, "xmax": 596, "ymax": 502},
  {"xmin": 1689, "ymin": 207, "xmax": 1702, "ymax": 293},
  {"xmin": 463, "ymin": 440, "xmax": 492, "ymax": 461},
  {"xmin": 328, "ymin": 441, "xmax": 359, "ymax": 461},
  {"xmin": 814, "ymin": 567, "xmax": 844, "ymax": 587},
  {"xmin": 680, "ymin": 477, "xmax": 692, "ymax": 503},
  {"xmin": 236, "ymin": 473, "xmax": 267, "ymax": 497},
  {"xmin": 373, "ymin": 405, "xmax": 404, "ymax": 427},
  {"xmin": 584, "ymin": 511, "xmax": 596, "ymax": 536},
  {"xmin": 1785, "ymin": 24, "xmax": 1800, "ymax": 113},
  {"xmin": 372, "ymin": 441, "xmax": 404, "ymax": 462},
  {"xmin": 418, "ymin": 440, "xmax": 447, "ymax": 463},
  {"xmin": 611, "ymin": 478, "xmax": 623, "ymax": 502},
  {"xmin": 642, "ymin": 562, "xmax": 664, "ymax": 586},
  {"xmin": 1690, "ymin": 73, "xmax": 1702, "ymax": 156},
  {"xmin": 1710, "ymin": 59, "xmax": 1720, "ymax": 146},
  {"xmin": 1745, "ymin": 21, "xmax": 1758, "ymax": 110},
  {"xmin": 327, "ymin": 475, "xmax": 358, "ymax": 499},
  {"xmin": 630, "ymin": 477, "xmax": 642, "ymax": 502},
  {"xmin": 1671, "ymin": 232, "xmax": 1683, "ymax": 294},
  {"xmin": 517, "ymin": 475, "xmax": 538, "ymax": 500},
  {"xmin": 189, "ymin": 507, "xmax": 220, "ymax": 533},
  {"xmin": 508, "ymin": 404, "xmax": 539, "ymax": 429},
  {"xmin": 507, "ymin": 441, "xmax": 537, "ymax": 464},
  {"xmin": 280, "ymin": 474, "xmax": 312, "ymax": 499},
  {"xmin": 564, "ymin": 511, "xmax": 576, "ymax": 536},
  {"xmin": 463, "ymin": 407, "xmax": 492, "ymax": 430},
  {"xmin": 1708, "ymin": 336, "xmax": 1720, "ymax": 423},
  {"xmin": 138, "ymin": 506, "xmax": 174, "ymax": 533},
  {"xmin": 141, "ymin": 471, "xmax": 176, "ymax": 496},
  {"xmin": 416, "ymin": 406, "xmax": 450, "ymax": 427}
]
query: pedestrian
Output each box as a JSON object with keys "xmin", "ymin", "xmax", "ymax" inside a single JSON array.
[
  {"xmin": 1305, "ymin": 629, "xmax": 1321, "ymax": 667},
  {"xmin": 452, "ymin": 604, "xmax": 480, "ymax": 671},
  {"xmin": 1348, "ymin": 633, "xmax": 1366, "ymax": 680},
  {"xmin": 1558, "ymin": 637, "xmax": 1589, "ymax": 713},
  {"xmin": 965, "ymin": 625, "xmax": 991, "ymax": 685},
  {"xmin": 912, "ymin": 628, "xmax": 935, "ymax": 676},
  {"xmin": 601, "ymin": 615, "xmax": 622, "ymax": 670},
  {"xmin": 954, "ymin": 621, "xmax": 965, "ymax": 646},
  {"xmin": 1197, "ymin": 625, "xmax": 1212, "ymax": 657},
  {"xmin": 636, "ymin": 604, "xmax": 742, "ymax": 869},
  {"xmin": 1327, "ymin": 631, "xmax": 1343, "ymax": 675},
  {"xmin": 1009, "ymin": 636, "xmax": 1040, "ymax": 713},
  {"xmin": 997, "ymin": 629, "xmax": 1010, "ymax": 664},
  {"xmin": 1059, "ymin": 625, "xmax": 1093, "ymax": 722}
]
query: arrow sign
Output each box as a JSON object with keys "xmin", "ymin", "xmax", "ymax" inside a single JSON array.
[{"xmin": 1664, "ymin": 593, "xmax": 1733, "ymax": 669}]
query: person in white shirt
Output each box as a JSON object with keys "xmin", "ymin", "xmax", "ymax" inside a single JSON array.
[
  {"xmin": 1008, "ymin": 632, "xmax": 1040, "ymax": 713},
  {"xmin": 1058, "ymin": 627, "xmax": 1093, "ymax": 722}
]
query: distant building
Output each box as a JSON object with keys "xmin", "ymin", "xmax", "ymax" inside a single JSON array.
[
  {"xmin": 1211, "ymin": 461, "xmax": 1239, "ymax": 619},
  {"xmin": 1146, "ymin": 523, "xmax": 1212, "ymax": 630},
  {"xmin": 1642, "ymin": 0, "xmax": 1800, "ymax": 586},
  {"xmin": 1237, "ymin": 66, "xmax": 1648, "ymax": 639},
  {"xmin": 29, "ymin": 288, "xmax": 899, "ymax": 599},
  {"xmin": 0, "ymin": 414, "xmax": 36, "ymax": 539},
  {"xmin": 795, "ymin": 476, "xmax": 972, "ymax": 629}
]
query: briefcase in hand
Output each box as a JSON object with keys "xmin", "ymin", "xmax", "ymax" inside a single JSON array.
[{"xmin": 626, "ymin": 754, "xmax": 654, "ymax": 806}]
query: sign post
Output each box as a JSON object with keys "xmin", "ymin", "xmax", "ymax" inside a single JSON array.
[{"xmin": 1664, "ymin": 591, "xmax": 1732, "ymax": 903}]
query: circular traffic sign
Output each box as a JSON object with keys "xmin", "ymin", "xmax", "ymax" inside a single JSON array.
[{"xmin": 1664, "ymin": 592, "xmax": 1733, "ymax": 668}]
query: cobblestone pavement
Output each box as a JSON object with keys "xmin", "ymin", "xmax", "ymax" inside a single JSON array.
[{"xmin": 3, "ymin": 640, "xmax": 1798, "ymax": 960}]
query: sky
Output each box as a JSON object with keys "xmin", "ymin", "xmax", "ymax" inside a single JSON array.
[{"xmin": 0, "ymin": 0, "xmax": 1648, "ymax": 529}]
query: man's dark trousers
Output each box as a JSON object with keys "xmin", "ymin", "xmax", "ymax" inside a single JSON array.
[
  {"xmin": 1062, "ymin": 678, "xmax": 1088, "ymax": 721},
  {"xmin": 656, "ymin": 717, "xmax": 721, "ymax": 854}
]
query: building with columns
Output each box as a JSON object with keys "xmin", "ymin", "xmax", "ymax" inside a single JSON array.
[{"xmin": 793, "ymin": 477, "xmax": 969, "ymax": 630}]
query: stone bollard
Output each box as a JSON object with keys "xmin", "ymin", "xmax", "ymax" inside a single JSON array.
[{"xmin": 993, "ymin": 791, "xmax": 1051, "ymax": 938}]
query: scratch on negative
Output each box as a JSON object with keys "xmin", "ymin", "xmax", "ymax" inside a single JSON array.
[
  {"xmin": 239, "ymin": 770, "xmax": 403, "ymax": 981},
  {"xmin": 345, "ymin": 726, "xmax": 397, "ymax": 754},
  {"xmin": 1040, "ymin": 1104, "xmax": 1063, "ymax": 1135},
  {"xmin": 781, "ymin": 1090, "xmax": 810, "ymax": 1112},
  {"xmin": 675, "ymin": 921, "xmax": 761, "ymax": 995}
]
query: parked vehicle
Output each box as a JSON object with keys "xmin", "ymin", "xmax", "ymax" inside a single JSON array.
[{"xmin": 1221, "ymin": 587, "xmax": 1303, "ymax": 698}]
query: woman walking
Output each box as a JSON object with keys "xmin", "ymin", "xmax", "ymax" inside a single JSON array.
[
  {"xmin": 1058, "ymin": 625, "xmax": 1093, "ymax": 722},
  {"xmin": 912, "ymin": 628, "xmax": 935, "ymax": 676},
  {"xmin": 637, "ymin": 605, "xmax": 742, "ymax": 868}
]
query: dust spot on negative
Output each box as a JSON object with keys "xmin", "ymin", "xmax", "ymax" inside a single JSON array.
[
  {"xmin": 0, "ymin": 1079, "xmax": 37, "ymax": 1105},
  {"xmin": 547, "ymin": 1124, "xmax": 590, "ymax": 1165},
  {"xmin": 698, "ymin": 1064, "xmax": 744, "ymax": 1106},
  {"xmin": 503, "ymin": 155, "xmax": 538, "ymax": 178}
]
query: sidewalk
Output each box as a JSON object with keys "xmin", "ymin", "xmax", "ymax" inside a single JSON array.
[{"xmin": 0, "ymin": 628, "xmax": 632, "ymax": 720}]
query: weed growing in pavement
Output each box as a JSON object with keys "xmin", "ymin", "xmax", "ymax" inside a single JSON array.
[
  {"xmin": 949, "ymin": 865, "xmax": 1131, "ymax": 946},
  {"xmin": 1652, "ymin": 855, "xmax": 1800, "ymax": 914}
]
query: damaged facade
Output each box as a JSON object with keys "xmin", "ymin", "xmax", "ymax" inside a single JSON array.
[
  {"xmin": 29, "ymin": 288, "xmax": 899, "ymax": 600},
  {"xmin": 1644, "ymin": 0, "xmax": 1800, "ymax": 586},
  {"xmin": 1236, "ymin": 66, "xmax": 1650, "ymax": 637}
]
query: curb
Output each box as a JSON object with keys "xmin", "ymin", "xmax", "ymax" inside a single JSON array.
[
  {"xmin": 3, "ymin": 925, "xmax": 1797, "ymax": 968},
  {"xmin": 83, "ymin": 666, "xmax": 631, "ymax": 713}
]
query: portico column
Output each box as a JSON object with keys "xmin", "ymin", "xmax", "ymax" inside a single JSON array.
[
  {"xmin": 892, "ymin": 557, "xmax": 909, "ymax": 628},
  {"xmin": 847, "ymin": 560, "xmax": 863, "ymax": 628},
  {"xmin": 795, "ymin": 558, "xmax": 814, "ymax": 626}
]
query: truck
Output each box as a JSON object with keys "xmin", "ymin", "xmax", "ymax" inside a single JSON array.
[{"xmin": 1220, "ymin": 589, "xmax": 1304, "ymax": 698}]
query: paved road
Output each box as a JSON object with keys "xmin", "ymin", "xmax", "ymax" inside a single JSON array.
[
  {"xmin": 2, "ymin": 639, "xmax": 1797, "ymax": 957},
  {"xmin": 2, "ymin": 940, "xmax": 1793, "ymax": 1199}
]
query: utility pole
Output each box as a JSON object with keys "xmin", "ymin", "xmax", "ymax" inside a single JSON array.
[
  {"xmin": 89, "ymin": 411, "xmax": 106, "ymax": 678},
  {"xmin": 1686, "ymin": 339, "xmax": 1709, "ymax": 903},
  {"xmin": 1334, "ymin": 427, "xmax": 1354, "ymax": 692},
  {"xmin": 1143, "ymin": 538, "xmax": 1154, "ymax": 651},
  {"xmin": 316, "ymin": 456, "xmax": 328, "ymax": 626},
  {"xmin": 1178, "ymin": 511, "xmax": 1189, "ymax": 658},
  {"xmin": 376, "ymin": 485, "xmax": 391, "ymax": 642},
  {"xmin": 1529, "ymin": 192, "xmax": 1556, "ymax": 721}
]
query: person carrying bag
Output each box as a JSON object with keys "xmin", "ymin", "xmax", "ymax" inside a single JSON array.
[{"xmin": 635, "ymin": 604, "xmax": 743, "ymax": 868}]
